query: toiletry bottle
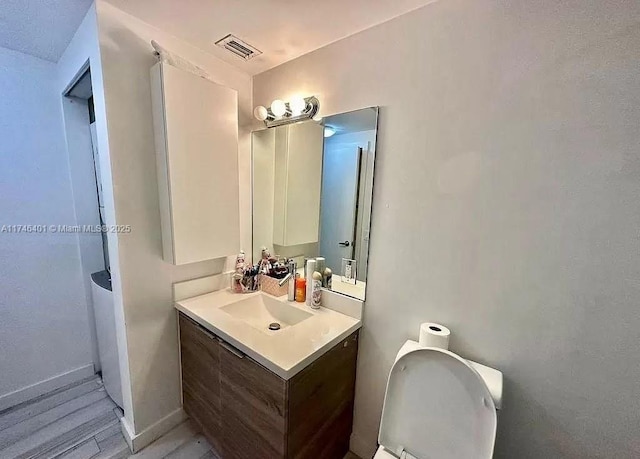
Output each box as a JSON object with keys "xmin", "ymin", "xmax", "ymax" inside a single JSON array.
[
  {"xmin": 303, "ymin": 258, "xmax": 316, "ymax": 279},
  {"xmin": 323, "ymin": 267, "xmax": 332, "ymax": 289},
  {"xmin": 231, "ymin": 251, "xmax": 245, "ymax": 293},
  {"xmin": 306, "ymin": 259, "xmax": 316, "ymax": 306},
  {"xmin": 295, "ymin": 278, "xmax": 306, "ymax": 303},
  {"xmin": 259, "ymin": 247, "xmax": 272, "ymax": 274},
  {"xmin": 231, "ymin": 272, "xmax": 243, "ymax": 293},
  {"xmin": 341, "ymin": 259, "xmax": 356, "ymax": 284},
  {"xmin": 235, "ymin": 251, "xmax": 246, "ymax": 273},
  {"xmin": 315, "ymin": 257, "xmax": 325, "ymax": 278},
  {"xmin": 311, "ymin": 271, "xmax": 323, "ymax": 309}
]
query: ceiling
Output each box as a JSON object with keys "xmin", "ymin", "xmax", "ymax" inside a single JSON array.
[
  {"xmin": 104, "ymin": 0, "xmax": 435, "ymax": 75},
  {"xmin": 0, "ymin": 0, "xmax": 93, "ymax": 62}
]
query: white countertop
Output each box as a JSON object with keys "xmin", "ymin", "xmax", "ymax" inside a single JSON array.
[{"xmin": 175, "ymin": 289, "xmax": 361, "ymax": 380}]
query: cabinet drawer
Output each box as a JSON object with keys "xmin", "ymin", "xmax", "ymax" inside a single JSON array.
[{"xmin": 219, "ymin": 343, "xmax": 288, "ymax": 459}]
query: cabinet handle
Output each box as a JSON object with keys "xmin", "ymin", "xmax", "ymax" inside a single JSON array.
[
  {"xmin": 197, "ymin": 324, "xmax": 216, "ymax": 341},
  {"xmin": 218, "ymin": 339, "xmax": 245, "ymax": 359}
]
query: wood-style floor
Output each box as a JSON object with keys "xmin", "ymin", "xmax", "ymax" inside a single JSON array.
[
  {"xmin": 0, "ymin": 375, "xmax": 362, "ymax": 459},
  {"xmin": 0, "ymin": 376, "xmax": 212, "ymax": 459}
]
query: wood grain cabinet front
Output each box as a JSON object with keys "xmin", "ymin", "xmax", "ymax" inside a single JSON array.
[
  {"xmin": 178, "ymin": 312, "xmax": 359, "ymax": 459},
  {"xmin": 287, "ymin": 331, "xmax": 359, "ymax": 459},
  {"xmin": 178, "ymin": 314, "xmax": 223, "ymax": 453},
  {"xmin": 220, "ymin": 342, "xmax": 288, "ymax": 458}
]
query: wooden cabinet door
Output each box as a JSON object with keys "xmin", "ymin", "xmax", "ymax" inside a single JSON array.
[
  {"xmin": 179, "ymin": 314, "xmax": 223, "ymax": 453},
  {"xmin": 287, "ymin": 332, "xmax": 359, "ymax": 459},
  {"xmin": 219, "ymin": 341, "xmax": 288, "ymax": 459}
]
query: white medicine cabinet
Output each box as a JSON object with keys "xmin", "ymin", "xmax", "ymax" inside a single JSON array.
[{"xmin": 151, "ymin": 61, "xmax": 240, "ymax": 265}]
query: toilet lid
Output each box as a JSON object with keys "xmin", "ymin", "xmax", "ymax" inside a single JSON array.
[{"xmin": 378, "ymin": 348, "xmax": 497, "ymax": 459}]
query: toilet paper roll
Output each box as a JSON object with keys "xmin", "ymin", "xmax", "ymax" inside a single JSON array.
[{"xmin": 419, "ymin": 323, "xmax": 451, "ymax": 349}]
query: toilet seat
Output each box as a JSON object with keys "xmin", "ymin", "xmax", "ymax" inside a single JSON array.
[{"xmin": 377, "ymin": 347, "xmax": 497, "ymax": 459}]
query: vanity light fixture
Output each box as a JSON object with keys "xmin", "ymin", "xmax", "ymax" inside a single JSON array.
[
  {"xmin": 289, "ymin": 96, "xmax": 307, "ymax": 115},
  {"xmin": 270, "ymin": 99, "xmax": 288, "ymax": 117},
  {"xmin": 253, "ymin": 106, "xmax": 269, "ymax": 121},
  {"xmin": 254, "ymin": 96, "xmax": 320, "ymax": 128}
]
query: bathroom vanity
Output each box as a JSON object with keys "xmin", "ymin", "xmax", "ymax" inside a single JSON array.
[
  {"xmin": 173, "ymin": 105, "xmax": 377, "ymax": 457},
  {"xmin": 176, "ymin": 290, "xmax": 361, "ymax": 459}
]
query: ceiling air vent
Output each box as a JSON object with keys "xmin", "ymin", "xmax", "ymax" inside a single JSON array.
[{"xmin": 215, "ymin": 34, "xmax": 262, "ymax": 61}]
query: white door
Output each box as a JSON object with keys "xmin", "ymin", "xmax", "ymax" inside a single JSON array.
[{"xmin": 319, "ymin": 137, "xmax": 363, "ymax": 275}]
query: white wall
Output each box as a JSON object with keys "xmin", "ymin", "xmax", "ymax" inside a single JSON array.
[
  {"xmin": 254, "ymin": 1, "xmax": 640, "ymax": 457},
  {"xmin": 0, "ymin": 46, "xmax": 94, "ymax": 407},
  {"xmin": 94, "ymin": 0, "xmax": 252, "ymax": 436}
]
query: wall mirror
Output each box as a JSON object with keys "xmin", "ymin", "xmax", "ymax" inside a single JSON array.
[{"xmin": 252, "ymin": 106, "xmax": 378, "ymax": 301}]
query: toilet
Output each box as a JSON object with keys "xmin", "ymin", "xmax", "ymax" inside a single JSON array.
[{"xmin": 374, "ymin": 340, "xmax": 503, "ymax": 459}]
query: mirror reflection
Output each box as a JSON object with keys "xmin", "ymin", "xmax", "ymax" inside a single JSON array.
[{"xmin": 252, "ymin": 107, "xmax": 378, "ymax": 300}]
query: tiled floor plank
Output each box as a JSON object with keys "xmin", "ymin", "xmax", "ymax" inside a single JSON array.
[
  {"xmin": 94, "ymin": 419, "xmax": 121, "ymax": 444},
  {"xmin": 0, "ymin": 377, "xmax": 102, "ymax": 432},
  {"xmin": 95, "ymin": 431, "xmax": 129, "ymax": 459},
  {"xmin": 129, "ymin": 421, "xmax": 198, "ymax": 459},
  {"xmin": 26, "ymin": 410, "xmax": 117, "ymax": 459},
  {"xmin": 0, "ymin": 377, "xmax": 99, "ymax": 418},
  {"xmin": 55, "ymin": 437, "xmax": 100, "ymax": 459},
  {"xmin": 0, "ymin": 389, "xmax": 108, "ymax": 450},
  {"xmin": 163, "ymin": 433, "xmax": 210, "ymax": 459},
  {"xmin": 0, "ymin": 397, "xmax": 115, "ymax": 458}
]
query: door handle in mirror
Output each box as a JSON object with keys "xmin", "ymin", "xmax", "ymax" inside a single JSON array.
[{"xmin": 338, "ymin": 241, "xmax": 350, "ymax": 247}]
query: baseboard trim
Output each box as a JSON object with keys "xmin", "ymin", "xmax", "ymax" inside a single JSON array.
[
  {"xmin": 0, "ymin": 363, "xmax": 95, "ymax": 411},
  {"xmin": 350, "ymin": 432, "xmax": 377, "ymax": 459},
  {"xmin": 120, "ymin": 407, "xmax": 186, "ymax": 453}
]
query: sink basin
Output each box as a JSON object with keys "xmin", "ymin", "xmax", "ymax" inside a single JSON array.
[{"xmin": 221, "ymin": 294, "xmax": 312, "ymax": 333}]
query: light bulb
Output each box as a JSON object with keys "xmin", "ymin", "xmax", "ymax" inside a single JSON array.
[
  {"xmin": 253, "ymin": 106, "xmax": 268, "ymax": 121},
  {"xmin": 289, "ymin": 96, "xmax": 307, "ymax": 115},
  {"xmin": 270, "ymin": 99, "xmax": 287, "ymax": 117},
  {"xmin": 324, "ymin": 127, "xmax": 336, "ymax": 138}
]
